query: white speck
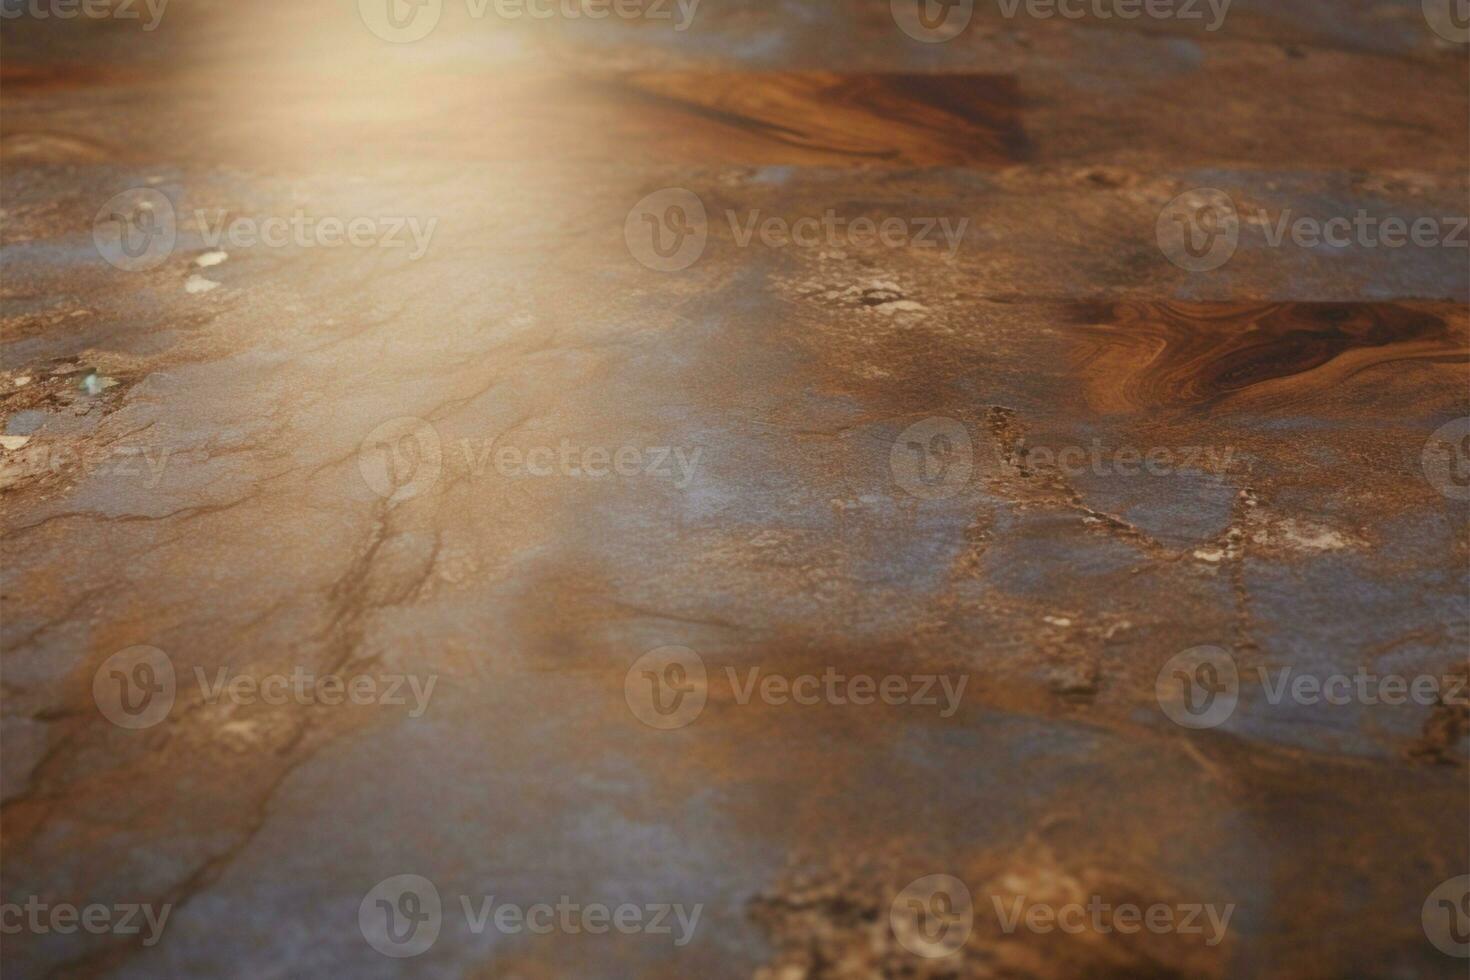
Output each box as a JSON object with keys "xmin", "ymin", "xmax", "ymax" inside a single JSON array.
[
  {"xmin": 0, "ymin": 435, "xmax": 31, "ymax": 451},
  {"xmin": 195, "ymin": 250, "xmax": 228, "ymax": 268},
  {"xmin": 1044, "ymin": 616, "xmax": 1072, "ymax": 627},
  {"xmin": 185, "ymin": 275, "xmax": 220, "ymax": 295},
  {"xmin": 13, "ymin": 376, "xmax": 31, "ymax": 387},
  {"xmin": 873, "ymin": 300, "xmax": 927, "ymax": 314},
  {"xmin": 1279, "ymin": 521, "xmax": 1352, "ymax": 551},
  {"xmin": 81, "ymin": 373, "xmax": 119, "ymax": 396},
  {"xmin": 1193, "ymin": 548, "xmax": 1225, "ymax": 562}
]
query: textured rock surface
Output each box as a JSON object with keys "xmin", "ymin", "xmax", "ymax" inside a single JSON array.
[{"xmin": 1, "ymin": 1, "xmax": 1467, "ymax": 977}]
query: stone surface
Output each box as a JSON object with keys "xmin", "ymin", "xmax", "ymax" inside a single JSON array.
[{"xmin": 1, "ymin": 1, "xmax": 1467, "ymax": 977}]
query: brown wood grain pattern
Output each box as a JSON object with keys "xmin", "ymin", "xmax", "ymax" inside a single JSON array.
[
  {"xmin": 598, "ymin": 71, "xmax": 1028, "ymax": 166},
  {"xmin": 1070, "ymin": 301, "xmax": 1470, "ymax": 413}
]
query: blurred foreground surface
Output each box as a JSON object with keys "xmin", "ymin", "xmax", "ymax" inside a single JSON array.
[{"xmin": 1, "ymin": 1, "xmax": 1468, "ymax": 976}]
